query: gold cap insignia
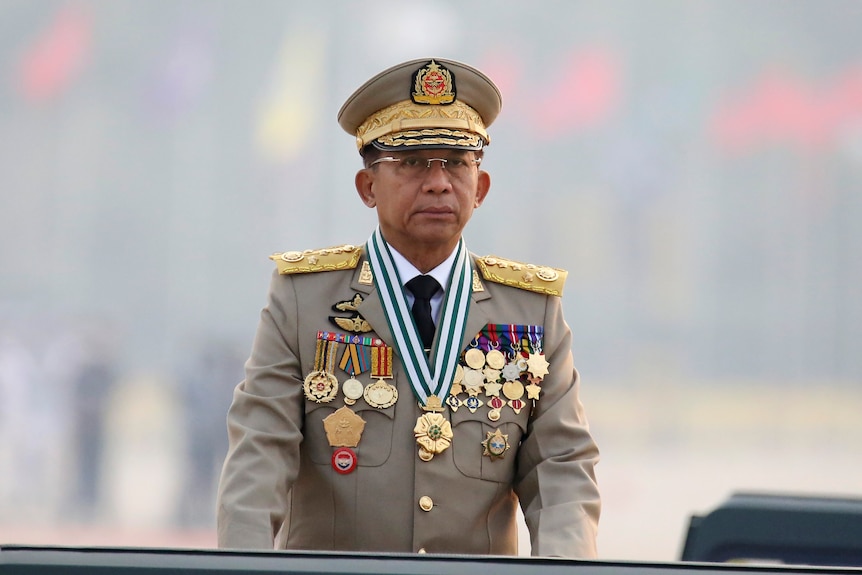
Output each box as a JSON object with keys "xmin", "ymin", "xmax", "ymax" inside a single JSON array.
[
  {"xmin": 338, "ymin": 58, "xmax": 501, "ymax": 153},
  {"xmin": 412, "ymin": 60, "xmax": 455, "ymax": 105}
]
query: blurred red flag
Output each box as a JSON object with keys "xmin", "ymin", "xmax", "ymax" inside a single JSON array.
[{"xmin": 17, "ymin": 4, "xmax": 92, "ymax": 102}]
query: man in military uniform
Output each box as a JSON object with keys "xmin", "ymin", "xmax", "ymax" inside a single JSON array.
[{"xmin": 216, "ymin": 58, "xmax": 601, "ymax": 557}]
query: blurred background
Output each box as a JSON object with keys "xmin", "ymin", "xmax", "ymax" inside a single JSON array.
[{"xmin": 1, "ymin": 0, "xmax": 860, "ymax": 561}]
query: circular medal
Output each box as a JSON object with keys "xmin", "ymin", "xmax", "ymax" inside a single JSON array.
[
  {"xmin": 486, "ymin": 349, "xmax": 506, "ymax": 370},
  {"xmin": 331, "ymin": 447, "xmax": 358, "ymax": 474},
  {"xmin": 418, "ymin": 447, "xmax": 434, "ymax": 462},
  {"xmin": 464, "ymin": 348, "xmax": 486, "ymax": 370},
  {"xmin": 502, "ymin": 379, "xmax": 525, "ymax": 401},
  {"xmin": 488, "ymin": 409, "xmax": 501, "ymax": 422},
  {"xmin": 342, "ymin": 378, "xmax": 364, "ymax": 404},
  {"xmin": 364, "ymin": 379, "xmax": 398, "ymax": 409},
  {"xmin": 462, "ymin": 368, "xmax": 485, "ymax": 396},
  {"xmin": 303, "ymin": 371, "xmax": 338, "ymax": 403}
]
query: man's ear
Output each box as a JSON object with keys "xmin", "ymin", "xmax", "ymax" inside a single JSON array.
[
  {"xmin": 474, "ymin": 170, "xmax": 490, "ymax": 208},
  {"xmin": 355, "ymin": 169, "xmax": 376, "ymax": 208}
]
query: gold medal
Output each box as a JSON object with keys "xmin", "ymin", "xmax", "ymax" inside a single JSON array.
[
  {"xmin": 322, "ymin": 406, "xmax": 366, "ymax": 447},
  {"xmin": 304, "ymin": 337, "xmax": 340, "ymax": 403},
  {"xmin": 365, "ymin": 346, "xmax": 397, "ymax": 408},
  {"xmin": 304, "ymin": 370, "xmax": 338, "ymax": 403},
  {"xmin": 342, "ymin": 378, "xmax": 364, "ymax": 405},
  {"xmin": 464, "ymin": 348, "xmax": 486, "ymax": 370},
  {"xmin": 463, "ymin": 368, "xmax": 484, "ymax": 396},
  {"xmin": 482, "ymin": 366, "xmax": 501, "ymax": 383},
  {"xmin": 364, "ymin": 379, "xmax": 398, "ymax": 409},
  {"xmin": 483, "ymin": 381, "xmax": 503, "ymax": 397},
  {"xmin": 526, "ymin": 352, "xmax": 550, "ymax": 379},
  {"xmin": 502, "ymin": 379, "xmax": 525, "ymax": 401},
  {"xmin": 486, "ymin": 349, "xmax": 506, "ymax": 370},
  {"xmin": 525, "ymin": 383, "xmax": 542, "ymax": 400},
  {"xmin": 414, "ymin": 412, "xmax": 452, "ymax": 461}
]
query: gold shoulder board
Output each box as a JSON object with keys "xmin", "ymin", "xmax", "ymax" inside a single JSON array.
[
  {"xmin": 475, "ymin": 255, "xmax": 567, "ymax": 296},
  {"xmin": 270, "ymin": 244, "xmax": 362, "ymax": 275}
]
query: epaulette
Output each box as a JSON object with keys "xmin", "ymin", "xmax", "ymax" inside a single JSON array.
[
  {"xmin": 475, "ymin": 255, "xmax": 567, "ymax": 296},
  {"xmin": 270, "ymin": 244, "xmax": 362, "ymax": 275}
]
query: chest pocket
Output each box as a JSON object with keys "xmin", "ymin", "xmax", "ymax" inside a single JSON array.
[
  {"xmin": 450, "ymin": 404, "xmax": 528, "ymax": 483},
  {"xmin": 304, "ymin": 399, "xmax": 395, "ymax": 467}
]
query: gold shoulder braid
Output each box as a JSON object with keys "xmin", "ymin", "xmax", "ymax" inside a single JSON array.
[
  {"xmin": 270, "ymin": 244, "xmax": 362, "ymax": 275},
  {"xmin": 475, "ymin": 256, "xmax": 567, "ymax": 296}
]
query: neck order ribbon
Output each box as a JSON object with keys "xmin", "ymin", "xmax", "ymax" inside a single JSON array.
[{"xmin": 364, "ymin": 228, "xmax": 472, "ymax": 406}]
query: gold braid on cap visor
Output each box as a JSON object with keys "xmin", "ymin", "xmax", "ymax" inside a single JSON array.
[{"xmin": 355, "ymin": 100, "xmax": 489, "ymax": 150}]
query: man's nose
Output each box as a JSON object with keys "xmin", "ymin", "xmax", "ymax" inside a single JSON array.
[{"xmin": 421, "ymin": 160, "xmax": 453, "ymax": 191}]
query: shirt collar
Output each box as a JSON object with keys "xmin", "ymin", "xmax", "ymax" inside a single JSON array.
[{"xmin": 388, "ymin": 244, "xmax": 458, "ymax": 292}]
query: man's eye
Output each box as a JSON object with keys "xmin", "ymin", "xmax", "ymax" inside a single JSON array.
[
  {"xmin": 448, "ymin": 158, "xmax": 468, "ymax": 168},
  {"xmin": 401, "ymin": 157, "xmax": 423, "ymax": 168}
]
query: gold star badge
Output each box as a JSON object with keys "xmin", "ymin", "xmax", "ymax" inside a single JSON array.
[{"xmin": 526, "ymin": 352, "xmax": 550, "ymax": 379}]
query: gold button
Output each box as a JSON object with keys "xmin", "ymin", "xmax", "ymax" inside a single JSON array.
[
  {"xmin": 418, "ymin": 548, "xmax": 427, "ymax": 554},
  {"xmin": 418, "ymin": 496, "xmax": 433, "ymax": 511}
]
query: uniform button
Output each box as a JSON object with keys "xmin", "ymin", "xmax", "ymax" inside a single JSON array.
[
  {"xmin": 418, "ymin": 548, "xmax": 427, "ymax": 554},
  {"xmin": 418, "ymin": 496, "xmax": 433, "ymax": 511}
]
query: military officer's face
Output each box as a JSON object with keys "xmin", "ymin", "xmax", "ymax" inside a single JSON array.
[{"xmin": 355, "ymin": 148, "xmax": 490, "ymax": 256}]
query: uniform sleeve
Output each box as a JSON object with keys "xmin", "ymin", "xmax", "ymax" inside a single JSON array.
[
  {"xmin": 514, "ymin": 294, "xmax": 601, "ymax": 558},
  {"xmin": 216, "ymin": 271, "xmax": 305, "ymax": 549}
]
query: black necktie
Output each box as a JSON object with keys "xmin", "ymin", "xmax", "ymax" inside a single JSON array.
[{"xmin": 405, "ymin": 275, "xmax": 440, "ymax": 350}]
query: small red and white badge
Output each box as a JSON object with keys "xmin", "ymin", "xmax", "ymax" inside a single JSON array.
[{"xmin": 331, "ymin": 447, "xmax": 358, "ymax": 474}]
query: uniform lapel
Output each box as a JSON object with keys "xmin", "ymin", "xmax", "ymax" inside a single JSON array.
[
  {"xmin": 351, "ymin": 256, "xmax": 395, "ymax": 346},
  {"xmin": 461, "ymin": 261, "xmax": 492, "ymax": 351},
  {"xmin": 352, "ymin": 252, "xmax": 493, "ymax": 355}
]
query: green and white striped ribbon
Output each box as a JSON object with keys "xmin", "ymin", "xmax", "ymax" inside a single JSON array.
[{"xmin": 365, "ymin": 227, "xmax": 472, "ymax": 406}]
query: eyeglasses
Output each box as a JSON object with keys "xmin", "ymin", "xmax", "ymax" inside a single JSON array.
[{"xmin": 368, "ymin": 155, "xmax": 481, "ymax": 179}]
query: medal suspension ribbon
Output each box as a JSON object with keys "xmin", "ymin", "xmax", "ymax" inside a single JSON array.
[{"xmin": 365, "ymin": 227, "xmax": 472, "ymax": 406}]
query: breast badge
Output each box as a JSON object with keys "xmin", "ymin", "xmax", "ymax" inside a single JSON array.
[{"xmin": 481, "ymin": 428, "xmax": 510, "ymax": 460}]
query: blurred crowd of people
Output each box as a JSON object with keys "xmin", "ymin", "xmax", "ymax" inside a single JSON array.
[{"xmin": 0, "ymin": 314, "xmax": 244, "ymax": 530}]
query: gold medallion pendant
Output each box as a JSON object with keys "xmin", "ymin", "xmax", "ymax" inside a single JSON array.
[
  {"xmin": 482, "ymin": 428, "xmax": 510, "ymax": 460},
  {"xmin": 485, "ymin": 349, "xmax": 506, "ymax": 370},
  {"xmin": 303, "ymin": 370, "xmax": 339, "ymax": 403},
  {"xmin": 464, "ymin": 348, "xmax": 486, "ymax": 370},
  {"xmin": 364, "ymin": 379, "xmax": 398, "ymax": 409},
  {"xmin": 414, "ymin": 412, "xmax": 453, "ymax": 462},
  {"xmin": 342, "ymin": 378, "xmax": 364, "ymax": 405}
]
